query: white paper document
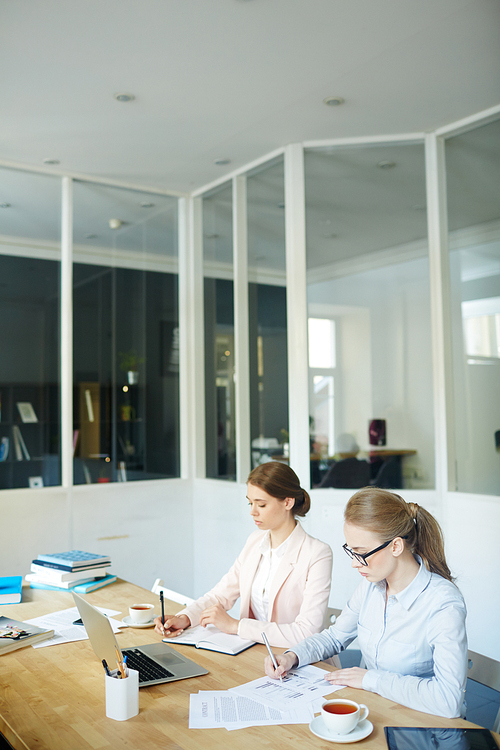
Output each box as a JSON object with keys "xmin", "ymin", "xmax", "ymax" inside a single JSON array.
[
  {"xmin": 229, "ymin": 664, "xmax": 343, "ymax": 711},
  {"xmin": 189, "ymin": 690, "xmax": 314, "ymax": 730},
  {"xmin": 25, "ymin": 606, "xmax": 122, "ymax": 648}
]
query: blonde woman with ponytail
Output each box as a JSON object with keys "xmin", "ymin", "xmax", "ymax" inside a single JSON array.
[
  {"xmin": 265, "ymin": 488, "xmax": 467, "ymax": 718},
  {"xmin": 154, "ymin": 462, "xmax": 333, "ymax": 648}
]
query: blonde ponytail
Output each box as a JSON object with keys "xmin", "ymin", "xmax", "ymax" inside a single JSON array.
[{"xmin": 344, "ymin": 488, "xmax": 453, "ymax": 582}]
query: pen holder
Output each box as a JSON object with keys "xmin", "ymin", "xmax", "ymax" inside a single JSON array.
[{"xmin": 105, "ymin": 669, "xmax": 139, "ymax": 721}]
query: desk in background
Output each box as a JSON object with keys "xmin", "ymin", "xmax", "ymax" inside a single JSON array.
[{"xmin": 0, "ymin": 580, "xmax": 495, "ymax": 750}]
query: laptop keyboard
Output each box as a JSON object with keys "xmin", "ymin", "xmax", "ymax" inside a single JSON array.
[{"xmin": 122, "ymin": 648, "xmax": 175, "ymax": 684}]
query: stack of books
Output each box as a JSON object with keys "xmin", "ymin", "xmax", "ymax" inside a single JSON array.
[{"xmin": 26, "ymin": 551, "xmax": 116, "ymax": 593}]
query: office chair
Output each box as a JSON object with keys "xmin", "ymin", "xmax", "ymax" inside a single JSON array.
[
  {"xmin": 151, "ymin": 579, "xmax": 194, "ymax": 607},
  {"xmin": 322, "ymin": 607, "xmax": 364, "ymax": 669},
  {"xmin": 369, "ymin": 456, "xmax": 401, "ymax": 489},
  {"xmin": 466, "ymin": 650, "xmax": 500, "ymax": 732},
  {"xmin": 319, "ymin": 457, "xmax": 371, "ymax": 489}
]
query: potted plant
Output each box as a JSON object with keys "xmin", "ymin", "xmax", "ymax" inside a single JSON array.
[{"xmin": 118, "ymin": 349, "xmax": 145, "ymax": 385}]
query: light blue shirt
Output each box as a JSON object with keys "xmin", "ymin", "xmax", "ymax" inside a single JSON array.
[{"xmin": 290, "ymin": 561, "xmax": 468, "ymax": 718}]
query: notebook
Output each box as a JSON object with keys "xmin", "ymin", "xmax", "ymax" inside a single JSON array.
[
  {"xmin": 72, "ymin": 592, "xmax": 208, "ymax": 687},
  {"xmin": 164, "ymin": 624, "xmax": 255, "ymax": 655}
]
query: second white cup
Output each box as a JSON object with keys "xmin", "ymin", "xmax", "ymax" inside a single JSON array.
[
  {"xmin": 128, "ymin": 603, "xmax": 155, "ymax": 624},
  {"xmin": 321, "ymin": 698, "xmax": 369, "ymax": 735}
]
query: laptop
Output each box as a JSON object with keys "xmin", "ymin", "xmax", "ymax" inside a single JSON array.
[{"xmin": 72, "ymin": 592, "xmax": 208, "ymax": 687}]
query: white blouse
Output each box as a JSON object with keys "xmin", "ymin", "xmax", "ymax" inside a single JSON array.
[{"xmin": 250, "ymin": 526, "xmax": 296, "ymax": 621}]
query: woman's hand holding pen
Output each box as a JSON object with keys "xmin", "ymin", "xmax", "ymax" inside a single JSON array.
[
  {"xmin": 199, "ymin": 603, "xmax": 239, "ymax": 634},
  {"xmin": 154, "ymin": 614, "xmax": 190, "ymax": 637},
  {"xmin": 324, "ymin": 666, "xmax": 367, "ymax": 689},
  {"xmin": 265, "ymin": 651, "xmax": 298, "ymax": 679}
]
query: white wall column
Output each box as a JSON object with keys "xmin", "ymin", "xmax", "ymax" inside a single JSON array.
[
  {"xmin": 232, "ymin": 175, "xmax": 251, "ymax": 483},
  {"xmin": 179, "ymin": 196, "xmax": 206, "ymax": 478},
  {"xmin": 284, "ymin": 143, "xmax": 310, "ymax": 488},
  {"xmin": 425, "ymin": 133, "xmax": 455, "ymax": 495},
  {"xmin": 61, "ymin": 176, "xmax": 73, "ymax": 491}
]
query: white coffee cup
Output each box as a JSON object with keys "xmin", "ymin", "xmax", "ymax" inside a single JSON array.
[
  {"xmin": 128, "ymin": 603, "xmax": 155, "ymax": 624},
  {"xmin": 321, "ymin": 698, "xmax": 369, "ymax": 735}
]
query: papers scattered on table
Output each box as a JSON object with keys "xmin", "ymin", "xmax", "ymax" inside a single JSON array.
[
  {"xmin": 189, "ymin": 664, "xmax": 345, "ymax": 731},
  {"xmin": 24, "ymin": 606, "xmax": 123, "ymax": 648},
  {"xmin": 189, "ymin": 691, "xmax": 314, "ymax": 731},
  {"xmin": 230, "ymin": 664, "xmax": 342, "ymax": 711}
]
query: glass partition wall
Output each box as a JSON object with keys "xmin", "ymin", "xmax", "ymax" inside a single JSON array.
[
  {"xmin": 0, "ymin": 168, "xmax": 61, "ymax": 489},
  {"xmin": 203, "ymin": 183, "xmax": 236, "ymax": 480},
  {"xmin": 1, "ymin": 107, "xmax": 499, "ymax": 497},
  {"xmin": 445, "ymin": 118, "xmax": 500, "ymax": 496},
  {"xmin": 247, "ymin": 157, "xmax": 288, "ymax": 470},
  {"xmin": 72, "ymin": 181, "xmax": 180, "ymax": 483},
  {"xmin": 305, "ymin": 142, "xmax": 435, "ymax": 490}
]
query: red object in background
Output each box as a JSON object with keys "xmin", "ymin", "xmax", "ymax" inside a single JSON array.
[
  {"xmin": 97, "ymin": 477, "xmax": 111, "ymax": 483},
  {"xmin": 369, "ymin": 419, "xmax": 386, "ymax": 446}
]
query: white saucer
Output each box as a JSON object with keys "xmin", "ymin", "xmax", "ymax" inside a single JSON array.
[
  {"xmin": 309, "ymin": 716, "xmax": 373, "ymax": 743},
  {"xmin": 121, "ymin": 615, "xmax": 155, "ymax": 628}
]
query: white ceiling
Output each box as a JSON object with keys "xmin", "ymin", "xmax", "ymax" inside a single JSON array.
[{"xmin": 1, "ymin": 0, "xmax": 500, "ymax": 193}]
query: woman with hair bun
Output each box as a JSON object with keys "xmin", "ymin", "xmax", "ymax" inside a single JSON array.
[
  {"xmin": 154, "ymin": 461, "xmax": 333, "ymax": 647},
  {"xmin": 265, "ymin": 488, "xmax": 467, "ymax": 718}
]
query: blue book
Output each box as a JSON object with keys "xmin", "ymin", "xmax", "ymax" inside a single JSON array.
[
  {"xmin": 0, "ymin": 576, "xmax": 22, "ymax": 604},
  {"xmin": 0, "ymin": 437, "xmax": 9, "ymax": 462},
  {"xmin": 28, "ymin": 574, "xmax": 117, "ymax": 594},
  {"xmin": 37, "ymin": 551, "xmax": 111, "ymax": 568}
]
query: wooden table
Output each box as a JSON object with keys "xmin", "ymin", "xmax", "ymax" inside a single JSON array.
[{"xmin": 0, "ymin": 580, "xmax": 497, "ymax": 750}]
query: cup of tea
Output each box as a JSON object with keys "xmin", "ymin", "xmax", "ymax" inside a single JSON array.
[
  {"xmin": 128, "ymin": 603, "xmax": 155, "ymax": 624},
  {"xmin": 321, "ymin": 699, "xmax": 369, "ymax": 735}
]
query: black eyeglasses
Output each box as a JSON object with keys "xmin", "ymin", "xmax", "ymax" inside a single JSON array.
[{"xmin": 342, "ymin": 536, "xmax": 408, "ymax": 566}]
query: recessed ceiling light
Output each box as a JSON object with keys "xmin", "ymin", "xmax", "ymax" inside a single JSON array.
[
  {"xmin": 140, "ymin": 202, "xmax": 155, "ymax": 208},
  {"xmin": 43, "ymin": 158, "xmax": 60, "ymax": 165},
  {"xmin": 109, "ymin": 218, "xmax": 122, "ymax": 229},
  {"xmin": 323, "ymin": 96, "xmax": 344, "ymax": 107},
  {"xmin": 114, "ymin": 93, "xmax": 135, "ymax": 102},
  {"xmin": 377, "ymin": 161, "xmax": 396, "ymax": 169},
  {"xmin": 0, "ymin": 203, "xmax": 11, "ymax": 208},
  {"xmin": 214, "ymin": 158, "xmax": 231, "ymax": 166}
]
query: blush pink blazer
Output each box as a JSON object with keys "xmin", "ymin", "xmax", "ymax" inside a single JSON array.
[{"xmin": 180, "ymin": 522, "xmax": 333, "ymax": 648}]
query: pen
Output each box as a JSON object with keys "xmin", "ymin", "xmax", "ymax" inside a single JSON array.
[
  {"xmin": 160, "ymin": 590, "xmax": 165, "ymax": 630},
  {"xmin": 261, "ymin": 631, "xmax": 282, "ymax": 683},
  {"xmin": 102, "ymin": 658, "xmax": 111, "ymax": 676}
]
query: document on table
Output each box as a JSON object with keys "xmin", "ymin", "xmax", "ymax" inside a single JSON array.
[
  {"xmin": 189, "ymin": 690, "xmax": 314, "ymax": 731},
  {"xmin": 229, "ymin": 664, "xmax": 344, "ymax": 711},
  {"xmin": 25, "ymin": 606, "xmax": 123, "ymax": 647}
]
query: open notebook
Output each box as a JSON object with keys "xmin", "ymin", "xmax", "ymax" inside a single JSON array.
[{"xmin": 163, "ymin": 624, "xmax": 255, "ymax": 655}]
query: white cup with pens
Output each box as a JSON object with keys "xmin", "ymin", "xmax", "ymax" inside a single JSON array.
[
  {"xmin": 103, "ymin": 651, "xmax": 139, "ymax": 721},
  {"xmin": 261, "ymin": 631, "xmax": 283, "ymax": 683}
]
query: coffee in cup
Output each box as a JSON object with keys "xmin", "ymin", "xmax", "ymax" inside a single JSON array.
[
  {"xmin": 128, "ymin": 603, "xmax": 155, "ymax": 624},
  {"xmin": 321, "ymin": 699, "xmax": 369, "ymax": 735}
]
